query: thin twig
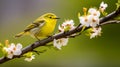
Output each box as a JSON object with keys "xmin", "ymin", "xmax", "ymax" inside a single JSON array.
[{"xmin": 100, "ymin": 20, "xmax": 120, "ymax": 25}]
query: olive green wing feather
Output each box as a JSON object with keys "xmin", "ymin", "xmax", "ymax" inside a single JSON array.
[
  {"xmin": 15, "ymin": 19, "xmax": 45, "ymax": 38},
  {"xmin": 24, "ymin": 20, "xmax": 45, "ymax": 32}
]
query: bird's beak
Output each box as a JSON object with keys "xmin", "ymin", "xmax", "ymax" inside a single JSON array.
[{"xmin": 54, "ymin": 17, "xmax": 60, "ymax": 19}]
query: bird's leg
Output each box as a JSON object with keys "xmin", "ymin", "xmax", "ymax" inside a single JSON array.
[
  {"xmin": 35, "ymin": 35, "xmax": 40, "ymax": 41},
  {"xmin": 47, "ymin": 35, "xmax": 53, "ymax": 39},
  {"xmin": 47, "ymin": 35, "xmax": 52, "ymax": 38}
]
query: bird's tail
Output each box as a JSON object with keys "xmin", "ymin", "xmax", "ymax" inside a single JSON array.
[{"xmin": 15, "ymin": 32, "xmax": 25, "ymax": 38}]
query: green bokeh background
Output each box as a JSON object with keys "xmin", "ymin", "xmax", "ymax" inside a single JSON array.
[{"xmin": 0, "ymin": 0, "xmax": 120, "ymax": 67}]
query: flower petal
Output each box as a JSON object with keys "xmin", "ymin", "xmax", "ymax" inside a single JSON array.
[
  {"xmin": 9, "ymin": 43, "xmax": 15, "ymax": 49},
  {"xmin": 61, "ymin": 38, "xmax": 69, "ymax": 46},
  {"xmin": 53, "ymin": 39, "xmax": 62, "ymax": 50},
  {"xmin": 14, "ymin": 49, "xmax": 22, "ymax": 55},
  {"xmin": 16, "ymin": 43, "xmax": 22, "ymax": 49},
  {"xmin": 7, "ymin": 52, "xmax": 13, "ymax": 59}
]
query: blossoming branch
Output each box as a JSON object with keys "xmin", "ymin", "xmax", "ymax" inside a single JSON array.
[{"xmin": 0, "ymin": 1, "xmax": 120, "ymax": 64}]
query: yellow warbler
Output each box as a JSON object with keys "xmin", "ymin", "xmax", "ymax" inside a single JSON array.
[{"xmin": 15, "ymin": 13, "xmax": 59, "ymax": 39}]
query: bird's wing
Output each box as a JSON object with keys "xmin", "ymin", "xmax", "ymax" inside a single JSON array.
[{"xmin": 24, "ymin": 20, "xmax": 45, "ymax": 32}]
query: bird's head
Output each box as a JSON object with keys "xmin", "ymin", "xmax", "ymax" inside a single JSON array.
[{"xmin": 42, "ymin": 13, "xmax": 60, "ymax": 22}]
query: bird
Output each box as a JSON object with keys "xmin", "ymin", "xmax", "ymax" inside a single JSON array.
[{"xmin": 15, "ymin": 13, "xmax": 59, "ymax": 40}]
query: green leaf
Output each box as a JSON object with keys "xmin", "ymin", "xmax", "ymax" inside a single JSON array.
[
  {"xmin": 23, "ymin": 52, "xmax": 33, "ymax": 58},
  {"xmin": 116, "ymin": 0, "xmax": 120, "ymax": 10},
  {"xmin": 84, "ymin": 28, "xmax": 93, "ymax": 37},
  {"xmin": 102, "ymin": 11, "xmax": 108, "ymax": 16}
]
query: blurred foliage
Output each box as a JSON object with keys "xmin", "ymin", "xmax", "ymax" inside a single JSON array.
[
  {"xmin": 116, "ymin": 0, "xmax": 120, "ymax": 10},
  {"xmin": 0, "ymin": 0, "xmax": 120, "ymax": 67}
]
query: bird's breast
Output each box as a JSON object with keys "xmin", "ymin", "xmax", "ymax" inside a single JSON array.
[
  {"xmin": 29, "ymin": 20, "xmax": 57, "ymax": 39},
  {"xmin": 40, "ymin": 22, "xmax": 55, "ymax": 36}
]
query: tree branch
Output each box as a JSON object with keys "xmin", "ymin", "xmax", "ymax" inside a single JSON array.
[
  {"xmin": 0, "ymin": 7, "xmax": 120, "ymax": 64},
  {"xmin": 100, "ymin": 20, "xmax": 120, "ymax": 25}
]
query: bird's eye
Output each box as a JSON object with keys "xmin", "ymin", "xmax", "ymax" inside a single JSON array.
[{"xmin": 49, "ymin": 16, "xmax": 52, "ymax": 18}]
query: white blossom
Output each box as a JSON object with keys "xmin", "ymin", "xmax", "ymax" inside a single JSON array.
[
  {"xmin": 53, "ymin": 38, "xmax": 69, "ymax": 50},
  {"xmin": 79, "ymin": 8, "xmax": 100, "ymax": 27},
  {"xmin": 88, "ymin": 8, "xmax": 100, "ymax": 17},
  {"xmin": 13, "ymin": 43, "xmax": 22, "ymax": 55},
  {"xmin": 59, "ymin": 20, "xmax": 75, "ymax": 32},
  {"xmin": 58, "ymin": 25, "xmax": 64, "ymax": 32},
  {"xmin": 79, "ymin": 15, "xmax": 92, "ymax": 27},
  {"xmin": 3, "ymin": 47, "xmax": 13, "ymax": 59},
  {"xmin": 24, "ymin": 55, "xmax": 35, "ymax": 62},
  {"xmin": 99, "ymin": 1, "xmax": 108, "ymax": 12},
  {"xmin": 88, "ymin": 8, "xmax": 100, "ymax": 27},
  {"xmin": 3, "ymin": 43, "xmax": 22, "ymax": 59},
  {"xmin": 90, "ymin": 27, "xmax": 102, "ymax": 39},
  {"xmin": 90, "ymin": 16, "xmax": 100, "ymax": 27}
]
